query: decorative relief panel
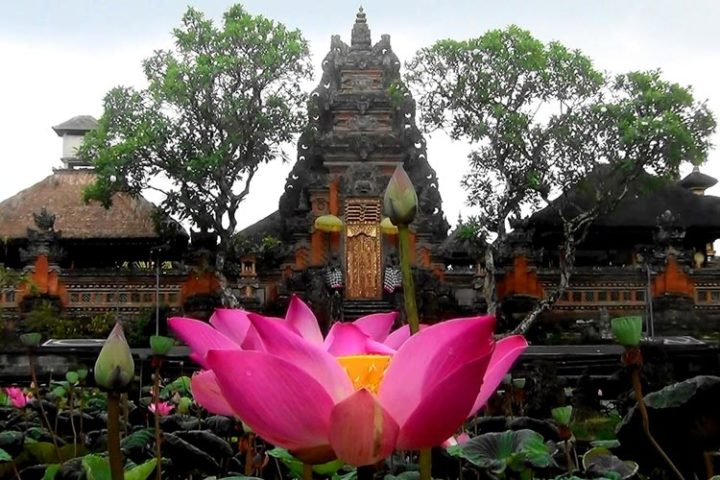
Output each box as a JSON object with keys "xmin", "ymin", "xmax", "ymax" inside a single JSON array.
[{"xmin": 345, "ymin": 199, "xmax": 382, "ymax": 299}]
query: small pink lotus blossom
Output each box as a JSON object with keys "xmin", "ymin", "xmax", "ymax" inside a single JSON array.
[
  {"xmin": 442, "ymin": 431, "xmax": 471, "ymax": 449},
  {"xmin": 169, "ymin": 297, "xmax": 527, "ymax": 466},
  {"xmin": 148, "ymin": 401, "xmax": 174, "ymax": 416},
  {"xmin": 5, "ymin": 387, "xmax": 28, "ymax": 408}
]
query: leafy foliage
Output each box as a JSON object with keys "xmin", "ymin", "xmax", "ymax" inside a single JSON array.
[
  {"xmin": 448, "ymin": 429, "xmax": 552, "ymax": 474},
  {"xmin": 78, "ymin": 5, "xmax": 313, "ymax": 257},
  {"xmin": 406, "ymin": 26, "xmax": 716, "ymax": 327}
]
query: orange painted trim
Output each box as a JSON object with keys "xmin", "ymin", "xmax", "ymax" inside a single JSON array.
[
  {"xmin": 18, "ymin": 254, "xmax": 68, "ymax": 307},
  {"xmin": 329, "ymin": 179, "xmax": 339, "ymax": 216},
  {"xmin": 180, "ymin": 271, "xmax": 221, "ymax": 303},
  {"xmin": 497, "ymin": 255, "xmax": 544, "ymax": 300},
  {"xmin": 652, "ymin": 255, "xmax": 695, "ymax": 298}
]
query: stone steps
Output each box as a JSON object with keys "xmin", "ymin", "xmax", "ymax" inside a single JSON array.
[{"xmin": 342, "ymin": 299, "xmax": 395, "ymax": 321}]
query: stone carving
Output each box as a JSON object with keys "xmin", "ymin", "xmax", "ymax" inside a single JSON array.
[{"xmin": 20, "ymin": 208, "xmax": 64, "ymax": 265}]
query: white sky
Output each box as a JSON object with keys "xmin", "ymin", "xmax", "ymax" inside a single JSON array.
[{"xmin": 1, "ymin": 0, "xmax": 718, "ymax": 231}]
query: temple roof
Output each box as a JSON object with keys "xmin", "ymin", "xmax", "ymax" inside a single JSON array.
[
  {"xmin": 52, "ymin": 115, "xmax": 98, "ymax": 136},
  {"xmin": 529, "ymin": 170, "xmax": 720, "ymax": 230},
  {"xmin": 679, "ymin": 166, "xmax": 718, "ymax": 191},
  {"xmin": 0, "ymin": 169, "xmax": 162, "ymax": 240}
]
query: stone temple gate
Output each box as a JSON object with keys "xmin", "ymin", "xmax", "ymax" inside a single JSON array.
[{"xmin": 240, "ymin": 8, "xmax": 450, "ymax": 308}]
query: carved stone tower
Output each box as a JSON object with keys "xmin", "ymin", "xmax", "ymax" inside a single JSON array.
[{"xmin": 277, "ymin": 9, "xmax": 449, "ymax": 301}]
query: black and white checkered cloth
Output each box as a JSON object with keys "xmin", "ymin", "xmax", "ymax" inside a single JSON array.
[
  {"xmin": 384, "ymin": 266, "xmax": 402, "ymax": 293},
  {"xmin": 325, "ymin": 268, "xmax": 344, "ymax": 289}
]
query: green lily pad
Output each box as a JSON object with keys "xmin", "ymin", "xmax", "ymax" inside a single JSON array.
[{"xmin": 447, "ymin": 429, "xmax": 551, "ymax": 474}]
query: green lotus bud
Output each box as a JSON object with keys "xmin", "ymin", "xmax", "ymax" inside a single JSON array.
[
  {"xmin": 611, "ymin": 316, "xmax": 643, "ymax": 347},
  {"xmin": 65, "ymin": 371, "xmax": 79, "ymax": 385},
  {"xmin": 94, "ymin": 323, "xmax": 135, "ymax": 391},
  {"xmin": 383, "ymin": 165, "xmax": 418, "ymax": 225},
  {"xmin": 150, "ymin": 335, "xmax": 174, "ymax": 356},
  {"xmin": 177, "ymin": 396, "xmax": 192, "ymax": 414},
  {"xmin": 20, "ymin": 333, "xmax": 42, "ymax": 348},
  {"xmin": 551, "ymin": 405, "xmax": 573, "ymax": 426}
]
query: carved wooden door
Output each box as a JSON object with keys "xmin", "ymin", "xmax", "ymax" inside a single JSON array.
[{"xmin": 345, "ymin": 200, "xmax": 382, "ymax": 299}]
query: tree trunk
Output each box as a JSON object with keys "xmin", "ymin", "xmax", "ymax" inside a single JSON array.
[
  {"xmin": 511, "ymin": 231, "xmax": 577, "ymax": 336},
  {"xmin": 483, "ymin": 247, "xmax": 497, "ymax": 315},
  {"xmin": 215, "ymin": 250, "xmax": 239, "ymax": 308}
]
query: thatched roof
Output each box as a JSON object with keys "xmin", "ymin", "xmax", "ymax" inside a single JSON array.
[{"xmin": 0, "ymin": 169, "xmax": 161, "ymax": 240}]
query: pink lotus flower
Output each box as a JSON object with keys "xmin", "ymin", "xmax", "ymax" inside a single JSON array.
[
  {"xmin": 169, "ymin": 297, "xmax": 527, "ymax": 466},
  {"xmin": 148, "ymin": 401, "xmax": 174, "ymax": 416},
  {"xmin": 5, "ymin": 387, "xmax": 28, "ymax": 408}
]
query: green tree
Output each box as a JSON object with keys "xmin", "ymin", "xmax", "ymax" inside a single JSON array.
[
  {"xmin": 79, "ymin": 5, "xmax": 313, "ymax": 305},
  {"xmin": 406, "ymin": 26, "xmax": 716, "ymax": 333}
]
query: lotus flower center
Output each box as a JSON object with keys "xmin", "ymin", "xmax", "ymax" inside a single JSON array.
[{"xmin": 337, "ymin": 355, "xmax": 391, "ymax": 394}]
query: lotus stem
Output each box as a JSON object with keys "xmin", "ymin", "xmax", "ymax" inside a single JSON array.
[
  {"xmin": 11, "ymin": 460, "xmax": 21, "ymax": 480},
  {"xmin": 27, "ymin": 348, "xmax": 62, "ymax": 461},
  {"xmin": 419, "ymin": 449, "xmax": 432, "ymax": 480},
  {"xmin": 564, "ymin": 439, "xmax": 573, "ymax": 473},
  {"xmin": 244, "ymin": 432, "xmax": 255, "ymax": 476},
  {"xmin": 397, "ymin": 225, "xmax": 419, "ymax": 334},
  {"xmin": 152, "ymin": 360, "xmax": 163, "ymax": 480},
  {"xmin": 397, "ymin": 224, "xmax": 429, "ymax": 480},
  {"xmin": 628, "ymin": 352, "xmax": 684, "ymax": 480},
  {"xmin": 302, "ymin": 463, "xmax": 313, "ymax": 480},
  {"xmin": 68, "ymin": 385, "xmax": 77, "ymax": 457},
  {"xmin": 107, "ymin": 392, "xmax": 125, "ymax": 480}
]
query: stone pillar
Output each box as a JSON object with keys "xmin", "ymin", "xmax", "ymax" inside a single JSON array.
[
  {"xmin": 18, "ymin": 208, "xmax": 67, "ymax": 313},
  {"xmin": 180, "ymin": 228, "xmax": 221, "ymax": 321},
  {"xmin": 650, "ymin": 210, "xmax": 698, "ymax": 336}
]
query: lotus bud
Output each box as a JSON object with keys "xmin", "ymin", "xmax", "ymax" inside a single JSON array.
[
  {"xmin": 150, "ymin": 335, "xmax": 174, "ymax": 356},
  {"xmin": 551, "ymin": 405, "xmax": 573, "ymax": 426},
  {"xmin": 177, "ymin": 396, "xmax": 192, "ymax": 414},
  {"xmin": 65, "ymin": 371, "xmax": 79, "ymax": 385},
  {"xmin": 383, "ymin": 165, "xmax": 418, "ymax": 225},
  {"xmin": 512, "ymin": 378, "xmax": 527, "ymax": 389},
  {"xmin": 611, "ymin": 316, "xmax": 642, "ymax": 347},
  {"xmin": 94, "ymin": 323, "xmax": 135, "ymax": 391},
  {"xmin": 20, "ymin": 332, "xmax": 42, "ymax": 348}
]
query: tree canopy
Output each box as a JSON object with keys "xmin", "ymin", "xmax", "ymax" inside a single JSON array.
[
  {"xmin": 78, "ymin": 5, "xmax": 313, "ymax": 304},
  {"xmin": 406, "ymin": 26, "xmax": 716, "ymax": 328}
]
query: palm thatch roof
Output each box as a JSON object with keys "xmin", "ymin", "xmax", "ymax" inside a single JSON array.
[{"xmin": 0, "ymin": 169, "xmax": 160, "ymax": 240}]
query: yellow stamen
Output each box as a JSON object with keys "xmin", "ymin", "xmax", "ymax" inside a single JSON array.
[{"xmin": 337, "ymin": 355, "xmax": 391, "ymax": 394}]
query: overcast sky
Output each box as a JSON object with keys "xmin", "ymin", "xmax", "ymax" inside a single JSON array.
[{"xmin": 1, "ymin": 0, "xmax": 718, "ymax": 231}]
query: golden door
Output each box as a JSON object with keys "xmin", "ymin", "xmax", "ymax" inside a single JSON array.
[{"xmin": 344, "ymin": 199, "xmax": 382, "ymax": 299}]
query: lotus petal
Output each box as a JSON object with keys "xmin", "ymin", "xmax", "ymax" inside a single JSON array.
[
  {"xmin": 396, "ymin": 355, "xmax": 491, "ymax": 449},
  {"xmin": 469, "ymin": 335, "xmax": 528, "ymax": 416},
  {"xmin": 248, "ymin": 314, "xmax": 353, "ymax": 401},
  {"xmin": 383, "ymin": 323, "xmax": 429, "ymax": 350},
  {"xmin": 191, "ymin": 370, "xmax": 236, "ymax": 417},
  {"xmin": 286, "ymin": 296, "xmax": 324, "ymax": 344},
  {"xmin": 329, "ymin": 389, "xmax": 399, "ymax": 466},
  {"xmin": 168, "ymin": 317, "xmax": 238, "ymax": 368},
  {"xmin": 380, "ymin": 316, "xmax": 495, "ymax": 426},
  {"xmin": 352, "ymin": 312, "xmax": 397, "ymax": 342},
  {"xmin": 209, "ymin": 309, "xmax": 252, "ymax": 346},
  {"xmin": 324, "ymin": 323, "xmax": 395, "ymax": 356},
  {"xmin": 208, "ymin": 349, "xmax": 335, "ymax": 451}
]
